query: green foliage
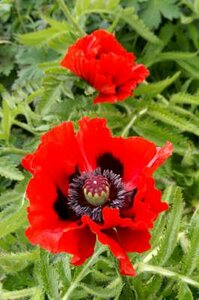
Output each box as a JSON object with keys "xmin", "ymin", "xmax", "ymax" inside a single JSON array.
[
  {"xmin": 0, "ymin": 0, "xmax": 199, "ymax": 299},
  {"xmin": 0, "ymin": 156, "xmax": 24, "ymax": 181},
  {"xmin": 140, "ymin": 0, "xmax": 180, "ymax": 29}
]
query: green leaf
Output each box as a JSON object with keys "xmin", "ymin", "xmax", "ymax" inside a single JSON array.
[
  {"xmin": 80, "ymin": 281, "xmax": 119, "ymax": 298},
  {"xmin": 147, "ymin": 104, "xmax": 199, "ymax": 136},
  {"xmin": 121, "ymin": 7, "xmax": 160, "ymax": 43},
  {"xmin": 134, "ymin": 72, "xmax": 180, "ymax": 97},
  {"xmin": 74, "ymin": 0, "xmax": 120, "ymax": 16},
  {"xmin": 150, "ymin": 184, "xmax": 176, "ymax": 248},
  {"xmin": 140, "ymin": 0, "xmax": 180, "ymax": 29},
  {"xmin": 1, "ymin": 287, "xmax": 40, "ymax": 300},
  {"xmin": 35, "ymin": 251, "xmax": 59, "ymax": 300},
  {"xmin": 74, "ymin": 2, "xmax": 159, "ymax": 43},
  {"xmin": 177, "ymin": 57, "xmax": 199, "ymax": 79},
  {"xmin": 37, "ymin": 68, "xmax": 75, "ymax": 115},
  {"xmin": 171, "ymin": 92, "xmax": 199, "ymax": 105},
  {"xmin": 133, "ymin": 117, "xmax": 195, "ymax": 156},
  {"xmin": 0, "ymin": 156, "xmax": 24, "ymax": 181},
  {"xmin": 178, "ymin": 282, "xmax": 193, "ymax": 300},
  {"xmin": 154, "ymin": 186, "xmax": 183, "ymax": 266},
  {"xmin": 17, "ymin": 18, "xmax": 73, "ymax": 52},
  {"xmin": 148, "ymin": 51, "xmax": 198, "ymax": 67},
  {"xmin": 183, "ymin": 209, "xmax": 199, "ymax": 275},
  {"xmin": 0, "ymin": 204, "xmax": 27, "ymax": 239},
  {"xmin": 0, "ymin": 249, "xmax": 39, "ymax": 273}
]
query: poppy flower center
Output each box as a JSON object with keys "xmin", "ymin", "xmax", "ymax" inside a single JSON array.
[
  {"xmin": 67, "ymin": 168, "xmax": 137, "ymax": 223},
  {"xmin": 83, "ymin": 175, "xmax": 110, "ymax": 206}
]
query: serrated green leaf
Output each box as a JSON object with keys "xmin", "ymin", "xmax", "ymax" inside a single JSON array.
[
  {"xmin": 17, "ymin": 18, "xmax": 73, "ymax": 52},
  {"xmin": 153, "ymin": 186, "xmax": 183, "ymax": 266},
  {"xmin": 74, "ymin": 0, "xmax": 120, "ymax": 16},
  {"xmin": 171, "ymin": 92, "xmax": 199, "ymax": 105},
  {"xmin": 150, "ymin": 184, "xmax": 176, "ymax": 248},
  {"xmin": 37, "ymin": 68, "xmax": 75, "ymax": 115},
  {"xmin": 183, "ymin": 209, "xmax": 199, "ymax": 275},
  {"xmin": 80, "ymin": 281, "xmax": 119, "ymax": 298},
  {"xmin": 148, "ymin": 51, "xmax": 198, "ymax": 66},
  {"xmin": 134, "ymin": 72, "xmax": 180, "ymax": 97},
  {"xmin": 0, "ymin": 204, "xmax": 27, "ymax": 238},
  {"xmin": 35, "ymin": 251, "xmax": 59, "ymax": 300},
  {"xmin": 178, "ymin": 282, "xmax": 193, "ymax": 300},
  {"xmin": 177, "ymin": 57, "xmax": 199, "ymax": 79},
  {"xmin": 140, "ymin": 0, "xmax": 180, "ymax": 29},
  {"xmin": 147, "ymin": 104, "xmax": 199, "ymax": 136},
  {"xmin": 121, "ymin": 7, "xmax": 160, "ymax": 43},
  {"xmin": 0, "ymin": 249, "xmax": 39, "ymax": 273},
  {"xmin": 0, "ymin": 156, "xmax": 24, "ymax": 181}
]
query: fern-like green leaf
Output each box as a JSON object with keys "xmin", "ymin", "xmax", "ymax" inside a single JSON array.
[
  {"xmin": 74, "ymin": 2, "xmax": 159, "ymax": 43},
  {"xmin": 80, "ymin": 281, "xmax": 120, "ymax": 298},
  {"xmin": 0, "ymin": 156, "xmax": 24, "ymax": 181},
  {"xmin": 37, "ymin": 68, "xmax": 75, "ymax": 115},
  {"xmin": 133, "ymin": 117, "xmax": 194, "ymax": 155},
  {"xmin": 17, "ymin": 18, "xmax": 73, "ymax": 52},
  {"xmin": 35, "ymin": 251, "xmax": 59, "ymax": 300},
  {"xmin": 177, "ymin": 57, "xmax": 199, "ymax": 79},
  {"xmin": 182, "ymin": 209, "xmax": 199, "ymax": 275},
  {"xmin": 153, "ymin": 186, "xmax": 183, "ymax": 266},
  {"xmin": 178, "ymin": 282, "xmax": 193, "ymax": 300},
  {"xmin": 150, "ymin": 184, "xmax": 176, "ymax": 248},
  {"xmin": 171, "ymin": 92, "xmax": 199, "ymax": 105},
  {"xmin": 134, "ymin": 71, "xmax": 180, "ymax": 97},
  {"xmin": 121, "ymin": 8, "xmax": 160, "ymax": 44},
  {"xmin": 148, "ymin": 51, "xmax": 198, "ymax": 67},
  {"xmin": 74, "ymin": 0, "xmax": 120, "ymax": 16},
  {"xmin": 0, "ymin": 249, "xmax": 39, "ymax": 273},
  {"xmin": 0, "ymin": 204, "xmax": 27, "ymax": 238},
  {"xmin": 148, "ymin": 104, "xmax": 199, "ymax": 136}
]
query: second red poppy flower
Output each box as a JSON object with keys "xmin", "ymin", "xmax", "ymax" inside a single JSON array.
[{"xmin": 61, "ymin": 29, "xmax": 149, "ymax": 104}]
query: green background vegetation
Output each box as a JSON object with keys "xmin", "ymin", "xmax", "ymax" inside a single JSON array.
[{"xmin": 0, "ymin": 0, "xmax": 199, "ymax": 299}]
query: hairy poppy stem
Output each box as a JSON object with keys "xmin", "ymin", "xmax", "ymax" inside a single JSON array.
[
  {"xmin": 121, "ymin": 108, "xmax": 148, "ymax": 137},
  {"xmin": 62, "ymin": 245, "xmax": 106, "ymax": 300},
  {"xmin": 56, "ymin": 0, "xmax": 85, "ymax": 37}
]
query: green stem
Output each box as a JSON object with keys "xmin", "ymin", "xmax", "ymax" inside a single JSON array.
[
  {"xmin": 0, "ymin": 147, "xmax": 28, "ymax": 156},
  {"xmin": 108, "ymin": 14, "xmax": 121, "ymax": 33},
  {"xmin": 62, "ymin": 246, "xmax": 106, "ymax": 300},
  {"xmin": 13, "ymin": 120, "xmax": 39, "ymax": 135},
  {"xmin": 137, "ymin": 263, "xmax": 199, "ymax": 289},
  {"xmin": 121, "ymin": 108, "xmax": 148, "ymax": 137},
  {"xmin": 2, "ymin": 287, "xmax": 39, "ymax": 299},
  {"xmin": 56, "ymin": 0, "xmax": 85, "ymax": 36}
]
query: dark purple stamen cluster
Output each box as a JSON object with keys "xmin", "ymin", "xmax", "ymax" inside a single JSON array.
[{"xmin": 67, "ymin": 168, "xmax": 137, "ymax": 222}]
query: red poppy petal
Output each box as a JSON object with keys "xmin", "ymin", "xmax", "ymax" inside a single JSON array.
[
  {"xmin": 77, "ymin": 117, "xmax": 113, "ymax": 171},
  {"xmin": 111, "ymin": 137, "xmax": 157, "ymax": 188},
  {"xmin": 26, "ymin": 173, "xmax": 58, "ymax": 223},
  {"xmin": 21, "ymin": 153, "xmax": 34, "ymax": 173},
  {"xmin": 26, "ymin": 227, "xmax": 64, "ymax": 253},
  {"xmin": 93, "ymin": 93, "xmax": 118, "ymax": 104},
  {"xmin": 22, "ymin": 122, "xmax": 84, "ymax": 194},
  {"xmin": 84, "ymin": 214, "xmax": 135, "ymax": 276},
  {"xmin": 117, "ymin": 228, "xmax": 151, "ymax": 252},
  {"xmin": 58, "ymin": 224, "xmax": 96, "ymax": 265},
  {"xmin": 77, "ymin": 117, "xmax": 159, "ymax": 187},
  {"xmin": 97, "ymin": 229, "xmax": 136, "ymax": 276},
  {"xmin": 146, "ymin": 141, "xmax": 173, "ymax": 175}
]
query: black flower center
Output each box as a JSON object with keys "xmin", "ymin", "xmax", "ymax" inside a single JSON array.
[{"xmin": 67, "ymin": 168, "xmax": 136, "ymax": 222}]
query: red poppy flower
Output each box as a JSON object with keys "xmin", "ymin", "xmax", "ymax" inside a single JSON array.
[
  {"xmin": 22, "ymin": 117, "xmax": 172, "ymax": 276},
  {"xmin": 60, "ymin": 29, "xmax": 149, "ymax": 104}
]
